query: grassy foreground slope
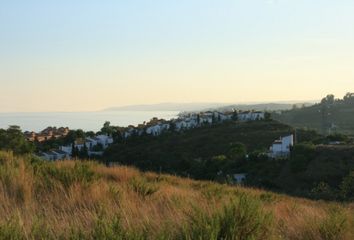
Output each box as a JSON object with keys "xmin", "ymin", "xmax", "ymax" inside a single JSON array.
[{"xmin": 0, "ymin": 152, "xmax": 353, "ymax": 239}]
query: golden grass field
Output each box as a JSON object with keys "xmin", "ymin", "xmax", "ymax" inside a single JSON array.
[{"xmin": 0, "ymin": 151, "xmax": 353, "ymax": 239}]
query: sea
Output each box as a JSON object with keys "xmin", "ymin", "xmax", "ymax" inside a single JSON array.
[{"xmin": 0, "ymin": 111, "xmax": 179, "ymax": 132}]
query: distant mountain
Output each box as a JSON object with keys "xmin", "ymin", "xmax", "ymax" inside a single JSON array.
[
  {"xmin": 208, "ymin": 102, "xmax": 314, "ymax": 112},
  {"xmin": 103, "ymin": 102, "xmax": 315, "ymax": 112},
  {"xmin": 103, "ymin": 103, "xmax": 230, "ymax": 112}
]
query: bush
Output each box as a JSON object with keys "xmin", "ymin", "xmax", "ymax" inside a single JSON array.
[
  {"xmin": 35, "ymin": 162, "xmax": 97, "ymax": 189},
  {"xmin": 182, "ymin": 193, "xmax": 273, "ymax": 240},
  {"xmin": 319, "ymin": 207, "xmax": 348, "ymax": 240},
  {"xmin": 0, "ymin": 217, "xmax": 25, "ymax": 240},
  {"xmin": 339, "ymin": 172, "xmax": 354, "ymax": 200},
  {"xmin": 129, "ymin": 177, "xmax": 159, "ymax": 197},
  {"xmin": 92, "ymin": 215, "xmax": 125, "ymax": 240},
  {"xmin": 92, "ymin": 214, "xmax": 147, "ymax": 240},
  {"xmin": 310, "ymin": 182, "xmax": 334, "ymax": 200}
]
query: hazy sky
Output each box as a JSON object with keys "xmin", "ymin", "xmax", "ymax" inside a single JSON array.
[{"xmin": 1, "ymin": 0, "xmax": 353, "ymax": 112}]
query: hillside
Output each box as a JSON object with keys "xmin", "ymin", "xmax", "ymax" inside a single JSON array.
[
  {"xmin": 103, "ymin": 102, "xmax": 314, "ymax": 112},
  {"xmin": 273, "ymin": 94, "xmax": 354, "ymax": 135},
  {"xmin": 213, "ymin": 102, "xmax": 314, "ymax": 113},
  {"xmin": 104, "ymin": 120, "xmax": 293, "ymax": 177},
  {"xmin": 247, "ymin": 144, "xmax": 354, "ymax": 200},
  {"xmin": 104, "ymin": 120, "xmax": 354, "ymax": 201},
  {"xmin": 0, "ymin": 151, "xmax": 353, "ymax": 239}
]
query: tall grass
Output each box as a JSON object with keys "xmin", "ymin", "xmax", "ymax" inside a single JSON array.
[
  {"xmin": 0, "ymin": 151, "xmax": 353, "ymax": 239},
  {"xmin": 181, "ymin": 194, "xmax": 273, "ymax": 240}
]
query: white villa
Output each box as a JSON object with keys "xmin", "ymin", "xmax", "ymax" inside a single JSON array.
[
  {"xmin": 146, "ymin": 121, "xmax": 170, "ymax": 136},
  {"xmin": 233, "ymin": 173, "xmax": 247, "ymax": 184},
  {"xmin": 269, "ymin": 134, "xmax": 294, "ymax": 158},
  {"xmin": 238, "ymin": 111, "xmax": 265, "ymax": 121},
  {"xmin": 38, "ymin": 150, "xmax": 70, "ymax": 161},
  {"xmin": 38, "ymin": 134, "xmax": 114, "ymax": 160}
]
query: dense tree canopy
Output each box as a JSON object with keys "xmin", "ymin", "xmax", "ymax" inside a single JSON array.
[{"xmin": 0, "ymin": 126, "xmax": 35, "ymax": 154}]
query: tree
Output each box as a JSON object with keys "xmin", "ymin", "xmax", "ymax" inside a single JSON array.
[
  {"xmin": 340, "ymin": 172, "xmax": 354, "ymax": 200},
  {"xmin": 169, "ymin": 122, "xmax": 176, "ymax": 132},
  {"xmin": 343, "ymin": 92, "xmax": 354, "ymax": 104},
  {"xmin": 197, "ymin": 114, "xmax": 201, "ymax": 124},
  {"xmin": 212, "ymin": 113, "xmax": 216, "ymax": 124},
  {"xmin": 264, "ymin": 112, "xmax": 271, "ymax": 121},
  {"xmin": 101, "ymin": 121, "xmax": 114, "ymax": 136},
  {"xmin": 232, "ymin": 111, "xmax": 238, "ymax": 121},
  {"xmin": 71, "ymin": 143, "xmax": 77, "ymax": 158},
  {"xmin": 86, "ymin": 131, "xmax": 96, "ymax": 138},
  {"xmin": 321, "ymin": 94, "xmax": 335, "ymax": 105},
  {"xmin": 79, "ymin": 143, "xmax": 89, "ymax": 159},
  {"xmin": 228, "ymin": 142, "xmax": 246, "ymax": 161},
  {"xmin": 64, "ymin": 129, "xmax": 85, "ymax": 145},
  {"xmin": 0, "ymin": 126, "xmax": 35, "ymax": 154}
]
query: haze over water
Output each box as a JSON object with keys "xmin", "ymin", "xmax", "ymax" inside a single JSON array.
[{"xmin": 0, "ymin": 111, "xmax": 178, "ymax": 132}]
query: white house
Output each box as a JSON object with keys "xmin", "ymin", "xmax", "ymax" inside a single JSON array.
[
  {"xmin": 233, "ymin": 173, "xmax": 247, "ymax": 184},
  {"xmin": 39, "ymin": 150, "xmax": 70, "ymax": 161},
  {"xmin": 94, "ymin": 135, "xmax": 114, "ymax": 148},
  {"xmin": 238, "ymin": 111, "xmax": 265, "ymax": 121},
  {"xmin": 146, "ymin": 124, "xmax": 163, "ymax": 136},
  {"xmin": 58, "ymin": 134, "xmax": 113, "ymax": 157},
  {"xmin": 269, "ymin": 134, "xmax": 294, "ymax": 158},
  {"xmin": 123, "ymin": 126, "xmax": 136, "ymax": 139}
]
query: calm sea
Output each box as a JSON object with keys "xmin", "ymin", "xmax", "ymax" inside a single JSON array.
[{"xmin": 0, "ymin": 111, "xmax": 179, "ymax": 132}]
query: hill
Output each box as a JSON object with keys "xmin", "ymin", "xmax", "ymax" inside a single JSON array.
[
  {"xmin": 104, "ymin": 102, "xmax": 314, "ymax": 113},
  {"xmin": 103, "ymin": 102, "xmax": 228, "ymax": 112},
  {"xmin": 104, "ymin": 120, "xmax": 293, "ymax": 178},
  {"xmin": 0, "ymin": 151, "xmax": 353, "ymax": 239},
  {"xmin": 213, "ymin": 102, "xmax": 314, "ymax": 113},
  {"xmin": 104, "ymin": 120, "xmax": 354, "ymax": 201},
  {"xmin": 273, "ymin": 93, "xmax": 354, "ymax": 135}
]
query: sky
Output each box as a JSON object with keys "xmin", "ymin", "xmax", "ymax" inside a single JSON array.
[{"xmin": 0, "ymin": 0, "xmax": 354, "ymax": 112}]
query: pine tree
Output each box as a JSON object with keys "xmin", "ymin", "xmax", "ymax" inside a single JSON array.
[{"xmin": 71, "ymin": 143, "xmax": 76, "ymax": 158}]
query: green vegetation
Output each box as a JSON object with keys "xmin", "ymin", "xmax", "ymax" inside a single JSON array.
[
  {"xmin": 0, "ymin": 151, "xmax": 353, "ymax": 239},
  {"xmin": 181, "ymin": 194, "xmax": 273, "ymax": 240},
  {"xmin": 104, "ymin": 120, "xmax": 354, "ymax": 201},
  {"xmin": 105, "ymin": 120, "xmax": 293, "ymax": 179},
  {"xmin": 246, "ymin": 144, "xmax": 354, "ymax": 201},
  {"xmin": 0, "ymin": 126, "xmax": 35, "ymax": 154},
  {"xmin": 273, "ymin": 93, "xmax": 354, "ymax": 135}
]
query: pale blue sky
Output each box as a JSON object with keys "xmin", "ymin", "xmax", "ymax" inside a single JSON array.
[{"xmin": 1, "ymin": 0, "xmax": 353, "ymax": 111}]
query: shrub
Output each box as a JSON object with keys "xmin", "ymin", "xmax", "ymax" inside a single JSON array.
[
  {"xmin": 319, "ymin": 207, "xmax": 348, "ymax": 240},
  {"xmin": 0, "ymin": 217, "xmax": 25, "ymax": 240},
  {"xmin": 92, "ymin": 215, "xmax": 125, "ymax": 240},
  {"xmin": 310, "ymin": 182, "xmax": 334, "ymax": 200},
  {"xmin": 92, "ymin": 215, "xmax": 147, "ymax": 240},
  {"xmin": 339, "ymin": 172, "xmax": 354, "ymax": 200},
  {"xmin": 259, "ymin": 192, "xmax": 277, "ymax": 204},
  {"xmin": 129, "ymin": 177, "xmax": 159, "ymax": 197},
  {"xmin": 35, "ymin": 162, "xmax": 98, "ymax": 190},
  {"xmin": 182, "ymin": 193, "xmax": 273, "ymax": 240}
]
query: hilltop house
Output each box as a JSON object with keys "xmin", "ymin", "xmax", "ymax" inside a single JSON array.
[
  {"xmin": 39, "ymin": 150, "xmax": 70, "ymax": 161},
  {"xmin": 233, "ymin": 173, "xmax": 247, "ymax": 184},
  {"xmin": 25, "ymin": 127, "xmax": 70, "ymax": 142},
  {"xmin": 58, "ymin": 134, "xmax": 114, "ymax": 157},
  {"xmin": 269, "ymin": 134, "xmax": 294, "ymax": 158},
  {"xmin": 238, "ymin": 111, "xmax": 265, "ymax": 121}
]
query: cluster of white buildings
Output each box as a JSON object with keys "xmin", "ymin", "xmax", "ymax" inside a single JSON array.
[
  {"xmin": 122, "ymin": 110, "xmax": 265, "ymax": 139},
  {"xmin": 37, "ymin": 110, "xmax": 266, "ymax": 161},
  {"xmin": 39, "ymin": 134, "xmax": 113, "ymax": 161}
]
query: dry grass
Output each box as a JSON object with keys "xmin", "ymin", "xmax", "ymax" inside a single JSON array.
[{"xmin": 0, "ymin": 151, "xmax": 353, "ymax": 239}]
